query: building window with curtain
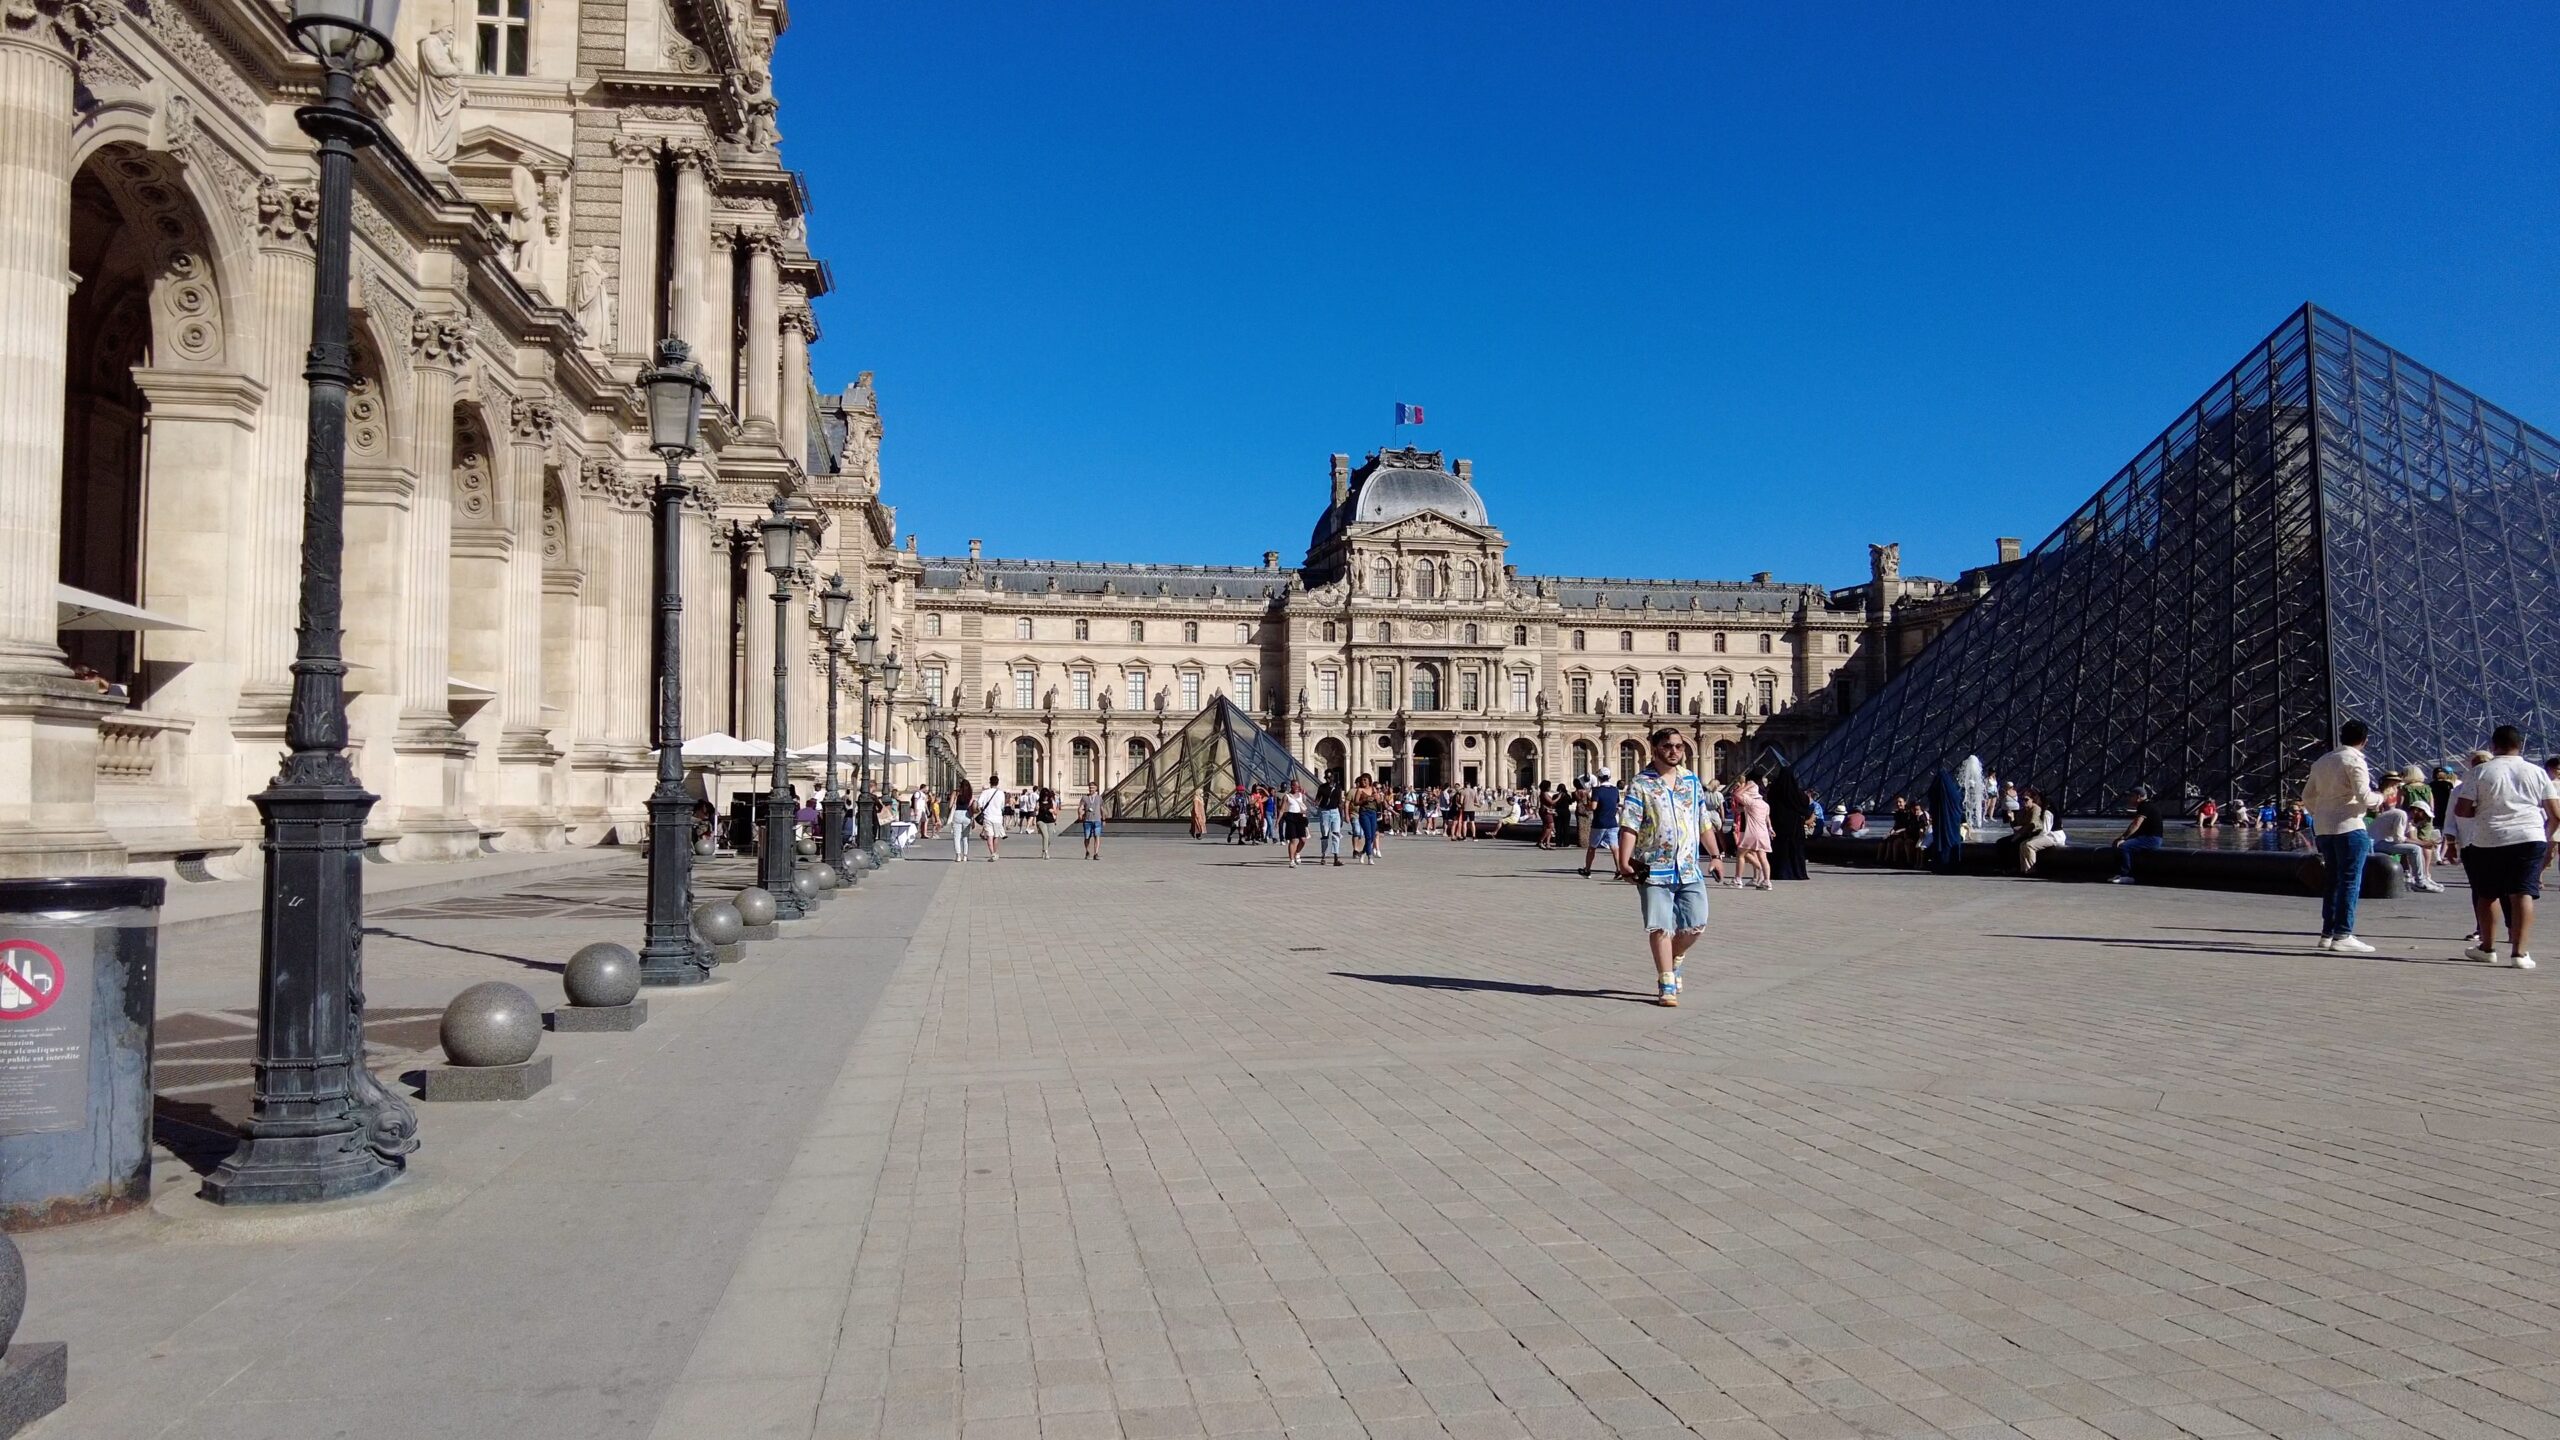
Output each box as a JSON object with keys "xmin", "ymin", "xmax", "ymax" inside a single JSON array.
[
  {"xmin": 1616, "ymin": 676, "xmax": 1636, "ymax": 712},
  {"xmin": 476, "ymin": 0, "xmax": 531, "ymax": 76},
  {"xmin": 1509, "ymin": 672, "xmax": 1529, "ymax": 712},
  {"xmin": 1183, "ymin": 620, "xmax": 1199, "ymax": 643},
  {"xmin": 922, "ymin": 665, "xmax": 945, "ymax": 704},
  {"xmin": 1126, "ymin": 738, "xmax": 1151, "ymax": 770},
  {"xmin": 1462, "ymin": 623, "xmax": 1479, "ymax": 644},
  {"xmin": 1232, "ymin": 671, "xmax": 1254, "ymax": 711},
  {"xmin": 1130, "ymin": 621, "xmax": 1145, "ymax": 643},
  {"xmin": 1372, "ymin": 667, "xmax": 1395, "ymax": 710},
  {"xmin": 1512, "ymin": 625, "xmax": 1528, "ymax": 646},
  {"xmin": 1012, "ymin": 667, "xmax": 1035, "ymax": 709},
  {"xmin": 1759, "ymin": 633, "xmax": 1773, "ymax": 653},
  {"xmin": 923, "ymin": 613, "xmax": 942, "ymax": 637},
  {"xmin": 1015, "ymin": 617, "xmax": 1032, "ymax": 640},
  {"xmin": 1664, "ymin": 676, "xmax": 1683, "ymax": 712},
  {"xmin": 1369, "ymin": 558, "xmax": 1394, "ymax": 596},
  {"xmin": 1757, "ymin": 677, "xmax": 1776, "ymax": 713},
  {"xmin": 1458, "ymin": 563, "xmax": 1479, "ymax": 599},
  {"xmin": 1013, "ymin": 737, "xmax": 1040, "ymax": 787},
  {"xmin": 1125, "ymin": 669, "xmax": 1148, "ymax": 710},
  {"xmin": 1571, "ymin": 630, "xmax": 1586, "ymax": 651},
  {"xmin": 1713, "ymin": 632, "xmax": 1726, "ymax": 652},
  {"xmin": 1377, "ymin": 621, "xmax": 1392, "ymax": 642},
  {"xmin": 1411, "ymin": 665, "xmax": 1440, "ymax": 710},
  {"xmin": 1667, "ymin": 631, "xmax": 1681, "ymax": 652},
  {"xmin": 1570, "ymin": 675, "xmax": 1589, "ymax": 712},
  {"xmin": 1071, "ymin": 738, "xmax": 1099, "ymax": 787},
  {"xmin": 1836, "ymin": 633, "xmax": 1852, "ymax": 653},
  {"xmin": 1318, "ymin": 669, "xmax": 1338, "ymax": 710},
  {"xmin": 1459, "ymin": 670, "xmax": 1480, "ymax": 711},
  {"xmin": 1236, "ymin": 622, "xmax": 1252, "ymax": 644},
  {"xmin": 1070, "ymin": 670, "xmax": 1092, "ymax": 708},
  {"xmin": 1618, "ymin": 630, "xmax": 1634, "ymax": 651},
  {"xmin": 1179, "ymin": 671, "xmax": 1201, "ymax": 709},
  {"xmin": 1414, "ymin": 565, "xmax": 1437, "ymax": 600},
  {"xmin": 1711, "ymin": 676, "xmax": 1729, "ymax": 714},
  {"xmin": 1321, "ymin": 621, "xmax": 1337, "ymax": 642},
  {"xmin": 1073, "ymin": 617, "xmax": 1090, "ymax": 641}
]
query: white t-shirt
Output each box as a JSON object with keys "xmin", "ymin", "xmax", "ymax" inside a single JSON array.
[{"xmin": 2462, "ymin": 756, "xmax": 2559, "ymax": 848}]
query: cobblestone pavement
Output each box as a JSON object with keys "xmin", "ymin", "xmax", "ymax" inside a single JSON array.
[{"xmin": 663, "ymin": 829, "xmax": 2560, "ymax": 1440}]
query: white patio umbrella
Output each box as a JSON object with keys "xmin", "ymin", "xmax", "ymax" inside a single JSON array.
[{"xmin": 679, "ymin": 732, "xmax": 773, "ymax": 761}]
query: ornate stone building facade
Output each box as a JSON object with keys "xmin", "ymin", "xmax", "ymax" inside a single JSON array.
[
  {"xmin": 1, "ymin": 0, "xmax": 895, "ymax": 878},
  {"xmin": 899, "ymin": 448, "xmax": 1994, "ymax": 795}
]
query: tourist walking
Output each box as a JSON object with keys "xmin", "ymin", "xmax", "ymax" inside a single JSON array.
[
  {"xmin": 2108, "ymin": 784, "xmax": 2164, "ymax": 884},
  {"xmin": 1189, "ymin": 787, "xmax": 1207, "ymax": 840},
  {"xmin": 1580, "ymin": 769, "xmax": 1621, "ymax": 878},
  {"xmin": 1033, "ymin": 785, "xmax": 1059, "ymax": 859},
  {"xmin": 1768, "ymin": 766, "xmax": 1811, "ymax": 882},
  {"xmin": 2300, "ymin": 720, "xmax": 2383, "ymax": 950},
  {"xmin": 1353, "ymin": 773, "xmax": 1384, "ymax": 864},
  {"xmin": 1315, "ymin": 773, "xmax": 1345, "ymax": 866},
  {"xmin": 972, "ymin": 774, "xmax": 1007, "ymax": 861},
  {"xmin": 2456, "ymin": 726, "xmax": 2560, "ymax": 969},
  {"xmin": 1079, "ymin": 783, "xmax": 1106, "ymax": 859},
  {"xmin": 1615, "ymin": 727, "xmax": 1722, "ymax": 1008},
  {"xmin": 951, "ymin": 778, "xmax": 975, "ymax": 861},
  {"xmin": 1282, "ymin": 780, "xmax": 1311, "ymax": 866},
  {"xmin": 1536, "ymin": 783, "xmax": 1558, "ymax": 849},
  {"xmin": 1731, "ymin": 776, "xmax": 1772, "ymax": 889}
]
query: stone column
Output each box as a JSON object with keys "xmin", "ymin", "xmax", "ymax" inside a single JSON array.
[
  {"xmin": 0, "ymin": 9, "xmax": 121, "ymax": 873},
  {"xmin": 500, "ymin": 398, "xmax": 561, "ymax": 847},
  {"xmin": 387, "ymin": 312, "xmax": 476, "ymax": 859},
  {"xmin": 743, "ymin": 232, "xmax": 780, "ymax": 429},
  {"xmin": 667, "ymin": 142, "xmax": 710, "ymax": 351},
  {"xmin": 741, "ymin": 539, "xmax": 775, "ymax": 742},
  {"xmin": 681, "ymin": 497, "xmax": 718, "ymax": 740},
  {"xmin": 701, "ymin": 228, "xmax": 736, "ymax": 409},
  {"xmin": 612, "ymin": 136, "xmax": 660, "ymax": 359},
  {"xmin": 779, "ymin": 296, "xmax": 814, "ymax": 464},
  {"xmin": 241, "ymin": 178, "xmax": 320, "ymax": 711},
  {"xmin": 565, "ymin": 462, "xmax": 620, "ymax": 837}
]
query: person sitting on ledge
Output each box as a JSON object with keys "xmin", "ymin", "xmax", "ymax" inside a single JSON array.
[{"xmin": 2109, "ymin": 785, "xmax": 2165, "ymax": 885}]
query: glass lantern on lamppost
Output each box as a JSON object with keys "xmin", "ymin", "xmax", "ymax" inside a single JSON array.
[
  {"xmin": 202, "ymin": 0, "xmax": 411, "ymax": 1207},
  {"xmin": 875, "ymin": 651, "xmax": 903, "ymax": 861},
  {"xmin": 817, "ymin": 575, "xmax": 854, "ymax": 881},
  {"xmin": 756, "ymin": 497, "xmax": 808, "ymax": 917},
  {"xmin": 635, "ymin": 338, "xmax": 713, "ymax": 987}
]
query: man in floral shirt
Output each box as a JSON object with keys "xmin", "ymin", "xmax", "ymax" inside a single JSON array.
[{"xmin": 1614, "ymin": 726, "xmax": 1722, "ymax": 1007}]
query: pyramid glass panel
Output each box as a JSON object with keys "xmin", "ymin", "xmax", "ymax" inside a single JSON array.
[
  {"xmin": 1102, "ymin": 697, "xmax": 1318, "ymax": 820},
  {"xmin": 1798, "ymin": 307, "xmax": 2560, "ymax": 817}
]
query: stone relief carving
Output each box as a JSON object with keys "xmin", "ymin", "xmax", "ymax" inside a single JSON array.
[
  {"xmin": 255, "ymin": 175, "xmax": 319, "ymax": 245},
  {"xmin": 142, "ymin": 2, "xmax": 256, "ymax": 110},
  {"xmin": 10, "ymin": 0, "xmax": 115, "ymax": 61},
  {"xmin": 541, "ymin": 484, "xmax": 570, "ymax": 564},
  {"xmin": 410, "ymin": 311, "xmax": 472, "ymax": 366},
  {"xmin": 454, "ymin": 447, "xmax": 495, "ymax": 525},
  {"xmin": 351, "ymin": 190, "xmax": 405, "ymax": 259},
  {"xmin": 510, "ymin": 397, "xmax": 556, "ymax": 445},
  {"xmin": 347, "ymin": 374, "xmax": 388, "ymax": 458},
  {"xmin": 356, "ymin": 265, "xmax": 416, "ymax": 351},
  {"xmin": 506, "ymin": 164, "xmax": 548, "ymax": 278},
  {"xmin": 72, "ymin": 27, "xmax": 141, "ymax": 94},
  {"xmin": 568, "ymin": 249, "xmax": 615, "ymax": 350},
  {"xmin": 610, "ymin": 134, "xmax": 661, "ymax": 167}
]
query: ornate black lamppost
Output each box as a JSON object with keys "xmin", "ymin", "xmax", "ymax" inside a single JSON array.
[
  {"xmin": 756, "ymin": 498, "xmax": 807, "ymax": 917},
  {"xmin": 850, "ymin": 619, "xmax": 877, "ymax": 847},
  {"xmin": 636, "ymin": 339, "xmax": 713, "ymax": 987},
  {"xmin": 873, "ymin": 652, "xmax": 902, "ymax": 860},
  {"xmin": 818, "ymin": 575, "xmax": 853, "ymax": 879},
  {"xmin": 204, "ymin": 0, "xmax": 414, "ymax": 1205}
]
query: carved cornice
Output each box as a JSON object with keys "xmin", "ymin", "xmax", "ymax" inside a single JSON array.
[{"xmin": 610, "ymin": 134, "xmax": 661, "ymax": 168}]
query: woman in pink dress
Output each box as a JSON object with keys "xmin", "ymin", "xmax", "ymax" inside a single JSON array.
[{"xmin": 1732, "ymin": 778, "xmax": 1774, "ymax": 890}]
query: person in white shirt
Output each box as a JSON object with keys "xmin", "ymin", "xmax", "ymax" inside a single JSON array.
[
  {"xmin": 2456, "ymin": 726, "xmax": 2560, "ymax": 969},
  {"xmin": 2368, "ymin": 784, "xmax": 2442, "ymax": 892},
  {"xmin": 2298, "ymin": 718, "xmax": 2384, "ymax": 953},
  {"xmin": 972, "ymin": 774, "xmax": 1007, "ymax": 862}
]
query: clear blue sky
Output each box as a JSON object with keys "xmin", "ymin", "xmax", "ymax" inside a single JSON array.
[{"xmin": 775, "ymin": 1, "xmax": 2559, "ymax": 589}]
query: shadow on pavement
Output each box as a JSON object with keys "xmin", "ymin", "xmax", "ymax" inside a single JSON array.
[
  {"xmin": 363, "ymin": 926, "xmax": 563, "ymax": 974},
  {"xmin": 1330, "ymin": 972, "xmax": 1657, "ymax": 1003}
]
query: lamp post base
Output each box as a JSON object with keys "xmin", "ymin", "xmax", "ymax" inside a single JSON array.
[
  {"xmin": 640, "ymin": 785, "xmax": 712, "ymax": 988},
  {"xmin": 821, "ymin": 795, "xmax": 848, "ymax": 879},
  {"xmin": 759, "ymin": 794, "xmax": 807, "ymax": 919}
]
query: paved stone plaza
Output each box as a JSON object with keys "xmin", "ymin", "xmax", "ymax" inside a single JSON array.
[{"xmin": 17, "ymin": 831, "xmax": 2560, "ymax": 1439}]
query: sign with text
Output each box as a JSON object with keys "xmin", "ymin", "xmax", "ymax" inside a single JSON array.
[{"xmin": 0, "ymin": 938, "xmax": 90, "ymax": 1137}]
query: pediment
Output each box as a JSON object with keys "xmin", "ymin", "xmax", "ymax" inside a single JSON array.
[{"xmin": 1356, "ymin": 510, "xmax": 1499, "ymax": 544}]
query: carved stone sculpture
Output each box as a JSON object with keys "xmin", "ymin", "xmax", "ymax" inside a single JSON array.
[{"xmin": 415, "ymin": 28, "xmax": 464, "ymax": 167}]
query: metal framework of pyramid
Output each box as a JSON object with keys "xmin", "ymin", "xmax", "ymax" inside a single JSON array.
[
  {"xmin": 1798, "ymin": 305, "xmax": 2560, "ymax": 816},
  {"xmin": 1103, "ymin": 697, "xmax": 1319, "ymax": 821}
]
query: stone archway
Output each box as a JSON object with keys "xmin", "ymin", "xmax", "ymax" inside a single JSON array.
[
  {"xmin": 1313, "ymin": 737, "xmax": 1346, "ymax": 782},
  {"xmin": 1506, "ymin": 737, "xmax": 1537, "ymax": 788}
]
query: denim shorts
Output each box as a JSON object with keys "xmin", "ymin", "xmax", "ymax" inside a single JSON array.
[
  {"xmin": 1080, "ymin": 820, "xmax": 1103, "ymax": 838},
  {"xmin": 1591, "ymin": 826, "xmax": 1621, "ymax": 849},
  {"xmin": 1637, "ymin": 878, "xmax": 1709, "ymax": 934}
]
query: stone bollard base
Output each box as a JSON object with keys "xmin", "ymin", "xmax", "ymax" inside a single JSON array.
[
  {"xmin": 548, "ymin": 1001, "xmax": 648, "ymax": 1033},
  {"xmin": 421, "ymin": 1056, "xmax": 554, "ymax": 1102},
  {"xmin": 0, "ymin": 1342, "xmax": 66, "ymax": 1437},
  {"xmin": 740, "ymin": 923, "xmax": 779, "ymax": 943},
  {"xmin": 715, "ymin": 943, "xmax": 745, "ymax": 966}
]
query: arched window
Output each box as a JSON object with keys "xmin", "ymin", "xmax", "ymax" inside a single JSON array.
[
  {"xmin": 1462, "ymin": 623, "xmax": 1479, "ymax": 645},
  {"xmin": 1411, "ymin": 664, "xmax": 1441, "ymax": 710},
  {"xmin": 1759, "ymin": 633, "xmax": 1773, "ymax": 653},
  {"xmin": 1015, "ymin": 617, "xmax": 1033, "ymax": 640},
  {"xmin": 1369, "ymin": 557, "xmax": 1394, "ymax": 596},
  {"xmin": 1511, "ymin": 625, "xmax": 1528, "ymax": 646},
  {"xmin": 1618, "ymin": 630, "xmax": 1634, "ymax": 651},
  {"xmin": 1235, "ymin": 622, "xmax": 1251, "ymax": 644},
  {"xmin": 1013, "ymin": 737, "xmax": 1041, "ymax": 787},
  {"xmin": 1620, "ymin": 740, "xmax": 1644, "ymax": 780},
  {"xmin": 1666, "ymin": 631, "xmax": 1681, "ymax": 653},
  {"xmin": 1835, "ymin": 633, "xmax": 1851, "ymax": 654},
  {"xmin": 1182, "ymin": 620, "xmax": 1199, "ymax": 643},
  {"xmin": 1571, "ymin": 630, "xmax": 1587, "ymax": 651},
  {"xmin": 1712, "ymin": 632, "xmax": 1727, "ymax": 652},
  {"xmin": 1129, "ymin": 620, "xmax": 1145, "ymax": 643},
  {"xmin": 1073, "ymin": 617, "xmax": 1090, "ymax": 641},
  {"xmin": 923, "ymin": 613, "xmax": 943, "ymax": 637},
  {"xmin": 1414, "ymin": 564, "xmax": 1437, "ymax": 600},
  {"xmin": 1070, "ymin": 737, "xmax": 1100, "ymax": 788},
  {"xmin": 1125, "ymin": 737, "xmax": 1152, "ymax": 768},
  {"xmin": 1457, "ymin": 563, "xmax": 1480, "ymax": 599},
  {"xmin": 1377, "ymin": 621, "xmax": 1393, "ymax": 642},
  {"xmin": 1321, "ymin": 620, "xmax": 1338, "ymax": 642},
  {"xmin": 1572, "ymin": 740, "xmax": 1599, "ymax": 776}
]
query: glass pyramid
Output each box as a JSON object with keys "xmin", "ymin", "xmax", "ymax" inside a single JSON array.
[
  {"xmin": 1799, "ymin": 306, "xmax": 2560, "ymax": 816},
  {"xmin": 1103, "ymin": 697, "xmax": 1319, "ymax": 821}
]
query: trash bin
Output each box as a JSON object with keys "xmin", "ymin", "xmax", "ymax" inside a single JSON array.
[{"xmin": 0, "ymin": 877, "xmax": 164, "ymax": 1229}]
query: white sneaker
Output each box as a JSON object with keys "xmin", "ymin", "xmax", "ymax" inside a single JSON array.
[
  {"xmin": 2108, "ymin": 875, "xmax": 2135, "ymax": 885},
  {"xmin": 2331, "ymin": 935, "xmax": 2376, "ymax": 954},
  {"xmin": 2465, "ymin": 946, "xmax": 2498, "ymax": 964},
  {"xmin": 2514, "ymin": 954, "xmax": 2537, "ymax": 971},
  {"xmin": 2317, "ymin": 936, "xmax": 2337, "ymax": 952},
  {"xmin": 2415, "ymin": 880, "xmax": 2446, "ymax": 893}
]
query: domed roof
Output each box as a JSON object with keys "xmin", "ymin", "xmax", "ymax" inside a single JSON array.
[{"xmin": 1308, "ymin": 448, "xmax": 1491, "ymax": 555}]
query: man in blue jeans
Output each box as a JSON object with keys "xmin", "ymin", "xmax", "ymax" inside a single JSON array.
[
  {"xmin": 2301, "ymin": 718, "xmax": 2384, "ymax": 953},
  {"xmin": 2109, "ymin": 785, "xmax": 2165, "ymax": 883}
]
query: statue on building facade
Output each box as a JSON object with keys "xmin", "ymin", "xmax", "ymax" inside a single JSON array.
[
  {"xmin": 570, "ymin": 251, "xmax": 616, "ymax": 351},
  {"xmin": 415, "ymin": 28, "xmax": 465, "ymax": 168}
]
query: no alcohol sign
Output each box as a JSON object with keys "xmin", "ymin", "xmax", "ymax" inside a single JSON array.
[{"xmin": 0, "ymin": 937, "xmax": 89, "ymax": 1137}]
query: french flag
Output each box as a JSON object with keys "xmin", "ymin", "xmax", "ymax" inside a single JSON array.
[{"xmin": 1395, "ymin": 402, "xmax": 1425, "ymax": 426}]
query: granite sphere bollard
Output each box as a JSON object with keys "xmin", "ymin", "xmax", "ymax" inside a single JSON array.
[
  {"xmin": 790, "ymin": 869, "xmax": 823, "ymax": 904},
  {"xmin": 795, "ymin": 838, "xmax": 818, "ymax": 859},
  {"xmin": 694, "ymin": 837, "xmax": 716, "ymax": 858},
  {"xmin": 440, "ymin": 982, "xmax": 544, "ymax": 1067},
  {"xmin": 0, "ymin": 1232, "xmax": 22, "ymax": 1352},
  {"xmin": 733, "ymin": 887, "xmax": 778, "ymax": 928},
  {"xmin": 563, "ymin": 942, "xmax": 643, "ymax": 1008},
  {"xmin": 812, "ymin": 865, "xmax": 838, "ymax": 891},
  {"xmin": 692, "ymin": 899, "xmax": 745, "ymax": 948}
]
